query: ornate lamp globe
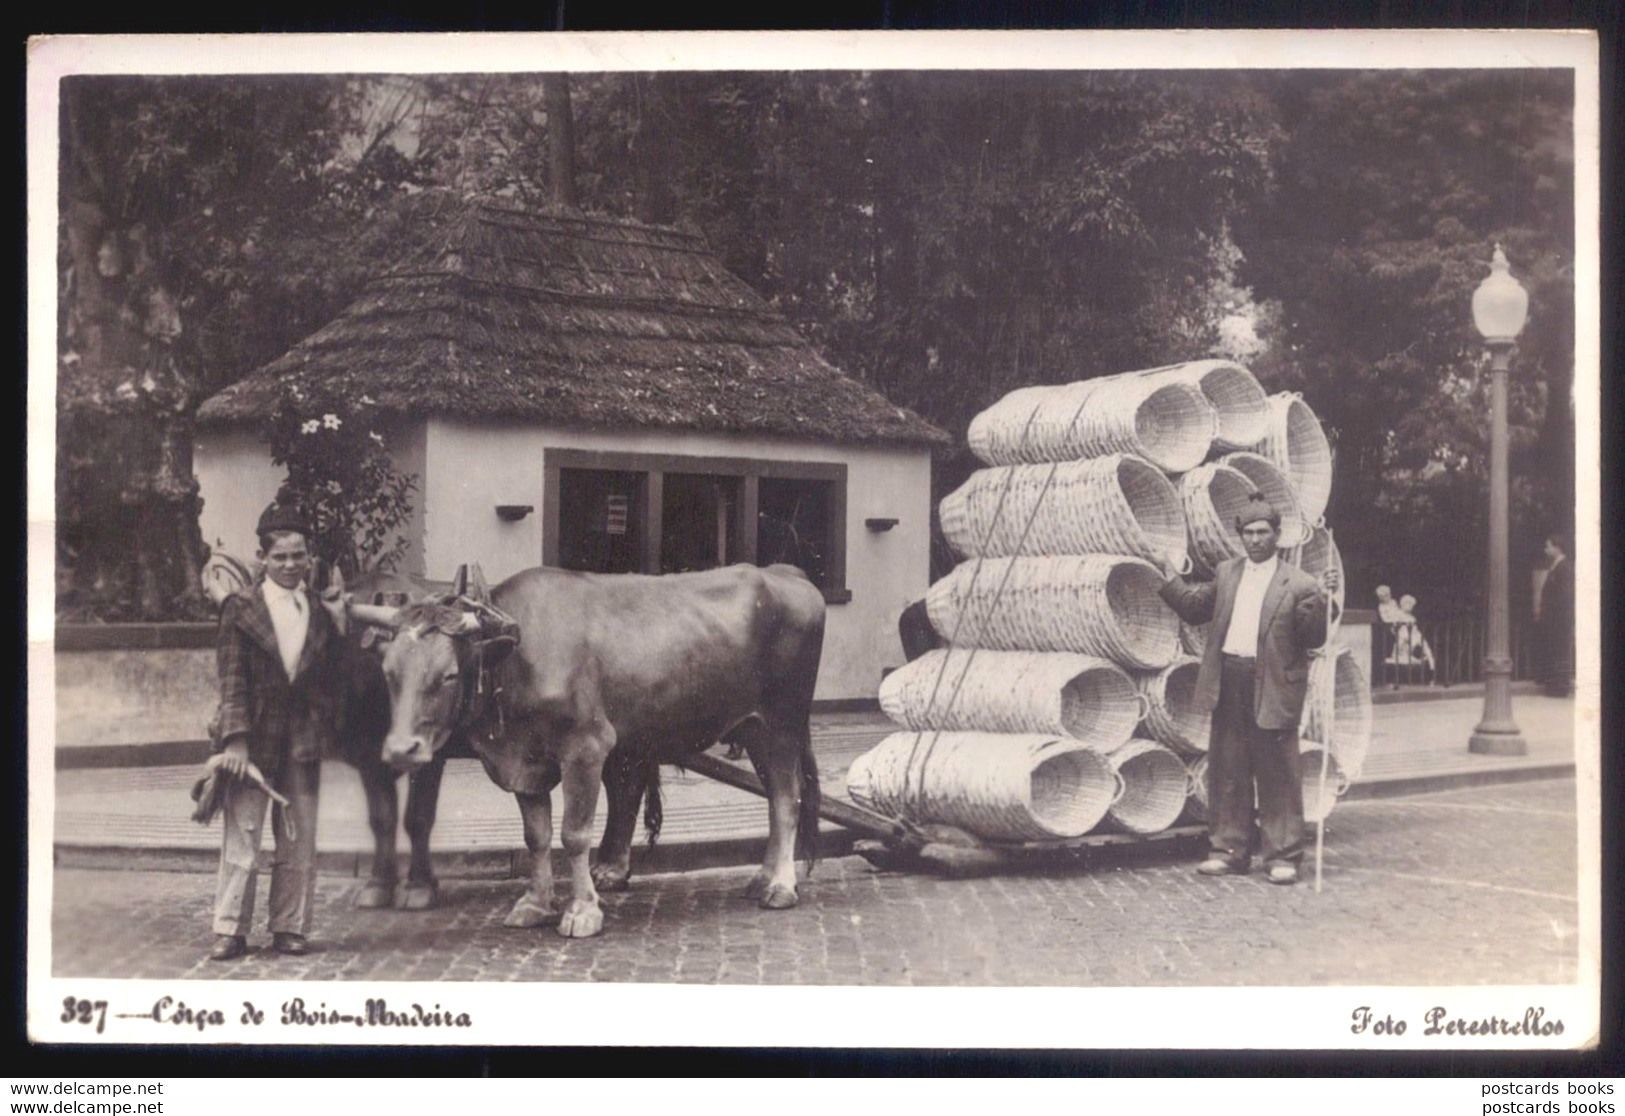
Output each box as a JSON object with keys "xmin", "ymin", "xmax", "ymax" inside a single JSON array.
[{"xmin": 1471, "ymin": 244, "xmax": 1529, "ymax": 343}]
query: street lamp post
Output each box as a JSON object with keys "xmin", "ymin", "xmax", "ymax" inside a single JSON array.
[{"xmin": 1468, "ymin": 244, "xmax": 1528, "ymax": 756}]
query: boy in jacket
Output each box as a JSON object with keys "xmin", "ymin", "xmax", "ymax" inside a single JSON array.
[{"xmin": 208, "ymin": 502, "xmax": 343, "ymax": 961}]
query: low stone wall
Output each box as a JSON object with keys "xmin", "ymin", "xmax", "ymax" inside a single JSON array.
[{"xmin": 55, "ymin": 624, "xmax": 217, "ymax": 766}]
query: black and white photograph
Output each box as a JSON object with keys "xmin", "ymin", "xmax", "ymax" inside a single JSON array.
[{"xmin": 26, "ymin": 31, "xmax": 1600, "ymax": 1049}]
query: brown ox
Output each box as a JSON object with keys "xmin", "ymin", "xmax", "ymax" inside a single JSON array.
[{"xmin": 366, "ymin": 563, "xmax": 826, "ymax": 938}]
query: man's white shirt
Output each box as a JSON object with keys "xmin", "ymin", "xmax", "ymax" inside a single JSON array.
[
  {"xmin": 1220, "ymin": 554, "xmax": 1279, "ymax": 658},
  {"xmin": 262, "ymin": 579, "xmax": 309, "ymax": 680}
]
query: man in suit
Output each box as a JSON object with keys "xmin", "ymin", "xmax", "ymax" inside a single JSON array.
[
  {"xmin": 1158, "ymin": 493, "xmax": 1339, "ymax": 886},
  {"xmin": 1536, "ymin": 531, "xmax": 1574, "ymax": 698},
  {"xmin": 207, "ymin": 501, "xmax": 345, "ymax": 961}
]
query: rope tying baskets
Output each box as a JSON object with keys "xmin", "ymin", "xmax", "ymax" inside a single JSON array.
[
  {"xmin": 1101, "ymin": 739, "xmax": 1190, "ymax": 835},
  {"xmin": 1300, "ymin": 743, "xmax": 1350, "ymax": 824},
  {"xmin": 1214, "ymin": 452, "xmax": 1310, "ymax": 547},
  {"xmin": 1285, "ymin": 524, "xmax": 1345, "ymax": 615},
  {"xmin": 967, "ymin": 377, "xmax": 1217, "ymax": 473},
  {"xmin": 1182, "ymin": 755, "xmax": 1209, "ymax": 824},
  {"xmin": 1179, "ymin": 461, "xmax": 1260, "ymax": 574},
  {"xmin": 939, "ymin": 454, "xmax": 1188, "ymax": 567},
  {"xmin": 1258, "ymin": 392, "xmax": 1333, "ymax": 525},
  {"xmin": 879, "ymin": 649, "xmax": 1144, "ymax": 751},
  {"xmin": 1135, "ymin": 657, "xmax": 1209, "ymax": 754},
  {"xmin": 925, "ymin": 555, "xmax": 1180, "ymax": 669},
  {"xmin": 845, "ymin": 731, "xmax": 1122, "ymax": 841},
  {"xmin": 1299, "ymin": 646, "xmax": 1373, "ymax": 781}
]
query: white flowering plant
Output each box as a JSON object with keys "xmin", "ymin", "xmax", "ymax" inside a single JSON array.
[{"xmin": 263, "ymin": 375, "xmax": 417, "ymax": 577}]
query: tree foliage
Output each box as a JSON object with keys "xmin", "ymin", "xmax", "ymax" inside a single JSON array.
[{"xmin": 55, "ymin": 69, "xmax": 1576, "ymax": 620}]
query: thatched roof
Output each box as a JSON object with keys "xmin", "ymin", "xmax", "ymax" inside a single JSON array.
[{"xmin": 197, "ymin": 195, "xmax": 948, "ymax": 448}]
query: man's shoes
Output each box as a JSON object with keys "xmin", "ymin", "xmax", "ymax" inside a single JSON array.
[
  {"xmin": 1266, "ymin": 863, "xmax": 1300, "ymax": 886},
  {"xmin": 1196, "ymin": 856, "xmax": 1247, "ymax": 877},
  {"xmin": 272, "ymin": 933, "xmax": 311, "ymax": 956},
  {"xmin": 208, "ymin": 934, "xmax": 247, "ymax": 962}
]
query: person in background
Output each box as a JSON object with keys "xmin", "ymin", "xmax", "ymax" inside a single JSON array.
[
  {"xmin": 1374, "ymin": 585, "xmax": 1404, "ymax": 667},
  {"xmin": 1535, "ymin": 531, "xmax": 1574, "ymax": 697},
  {"xmin": 1394, "ymin": 592, "xmax": 1437, "ymax": 683},
  {"xmin": 206, "ymin": 501, "xmax": 345, "ymax": 962},
  {"xmin": 1158, "ymin": 493, "xmax": 1338, "ymax": 886}
]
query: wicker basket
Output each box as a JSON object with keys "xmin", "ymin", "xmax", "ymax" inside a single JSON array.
[
  {"xmin": 1100, "ymin": 738, "xmax": 1190, "ymax": 835},
  {"xmin": 1299, "ymin": 743, "xmax": 1350, "ymax": 824},
  {"xmin": 1179, "ymin": 462, "xmax": 1259, "ymax": 575},
  {"xmin": 1130, "ymin": 359, "xmax": 1269, "ymax": 451},
  {"xmin": 1285, "ymin": 524, "xmax": 1345, "ymax": 615},
  {"xmin": 1258, "ymin": 393, "xmax": 1333, "ymax": 525},
  {"xmin": 1179, "ymin": 620, "xmax": 1211, "ymax": 658},
  {"xmin": 1136, "ymin": 657, "xmax": 1209, "ymax": 754},
  {"xmin": 925, "ymin": 555, "xmax": 1180, "ymax": 670},
  {"xmin": 1214, "ymin": 451, "xmax": 1310, "ymax": 547},
  {"xmin": 879, "ymin": 649, "xmax": 1145, "ymax": 752},
  {"xmin": 966, "ymin": 377, "xmax": 1217, "ymax": 473},
  {"xmin": 1299, "ymin": 646, "xmax": 1373, "ymax": 781},
  {"xmin": 845, "ymin": 731, "xmax": 1123, "ymax": 841},
  {"xmin": 939, "ymin": 454, "xmax": 1189, "ymax": 567}
]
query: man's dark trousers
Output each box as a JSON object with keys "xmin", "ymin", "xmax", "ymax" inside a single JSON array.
[{"xmin": 1209, "ymin": 653, "xmax": 1305, "ymax": 868}]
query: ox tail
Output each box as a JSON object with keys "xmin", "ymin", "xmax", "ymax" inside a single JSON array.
[
  {"xmin": 795, "ymin": 730, "xmax": 821, "ymax": 873},
  {"xmin": 642, "ymin": 762, "xmax": 664, "ymax": 849}
]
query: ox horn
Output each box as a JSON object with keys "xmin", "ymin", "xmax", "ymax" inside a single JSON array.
[{"xmin": 348, "ymin": 601, "xmax": 403, "ymax": 630}]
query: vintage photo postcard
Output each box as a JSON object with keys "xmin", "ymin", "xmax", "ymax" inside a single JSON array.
[{"xmin": 25, "ymin": 29, "xmax": 1601, "ymax": 1049}]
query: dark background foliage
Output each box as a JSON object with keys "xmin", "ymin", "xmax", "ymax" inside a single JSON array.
[{"xmin": 56, "ymin": 69, "xmax": 1575, "ymax": 624}]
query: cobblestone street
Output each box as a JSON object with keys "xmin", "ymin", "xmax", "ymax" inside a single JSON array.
[{"xmin": 50, "ymin": 778, "xmax": 1580, "ymax": 987}]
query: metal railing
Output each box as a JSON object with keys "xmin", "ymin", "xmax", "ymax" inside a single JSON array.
[{"xmin": 1371, "ymin": 613, "xmax": 1537, "ymax": 690}]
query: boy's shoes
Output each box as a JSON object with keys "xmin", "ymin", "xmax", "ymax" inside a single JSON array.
[
  {"xmin": 272, "ymin": 933, "xmax": 311, "ymax": 956},
  {"xmin": 208, "ymin": 934, "xmax": 247, "ymax": 962},
  {"xmin": 1196, "ymin": 856, "xmax": 1247, "ymax": 877}
]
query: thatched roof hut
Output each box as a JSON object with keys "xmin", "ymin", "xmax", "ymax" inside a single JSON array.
[{"xmin": 197, "ymin": 194, "xmax": 948, "ymax": 448}]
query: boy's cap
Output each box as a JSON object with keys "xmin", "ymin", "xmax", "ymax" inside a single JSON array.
[{"xmin": 256, "ymin": 500, "xmax": 311, "ymax": 539}]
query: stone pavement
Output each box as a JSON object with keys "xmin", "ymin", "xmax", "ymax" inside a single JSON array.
[
  {"xmin": 51, "ymin": 695, "xmax": 1578, "ymax": 879},
  {"xmin": 50, "ymin": 778, "xmax": 1579, "ymax": 986}
]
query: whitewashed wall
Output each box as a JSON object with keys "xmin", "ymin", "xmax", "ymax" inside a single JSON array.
[{"xmin": 195, "ymin": 418, "xmax": 934, "ymax": 702}]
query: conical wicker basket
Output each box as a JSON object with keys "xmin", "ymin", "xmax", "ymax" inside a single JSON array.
[
  {"xmin": 938, "ymin": 454, "xmax": 1188, "ymax": 567},
  {"xmin": 1136, "ymin": 657, "xmax": 1209, "ymax": 755},
  {"xmin": 1130, "ymin": 359, "xmax": 1269, "ymax": 451},
  {"xmin": 1101, "ymin": 738, "xmax": 1190, "ymax": 835},
  {"xmin": 925, "ymin": 555, "xmax": 1180, "ymax": 670},
  {"xmin": 1179, "ymin": 462, "xmax": 1260, "ymax": 575},
  {"xmin": 966, "ymin": 377, "xmax": 1217, "ymax": 473},
  {"xmin": 1285, "ymin": 524, "xmax": 1345, "ymax": 615},
  {"xmin": 1179, "ymin": 620, "xmax": 1211, "ymax": 658},
  {"xmin": 1258, "ymin": 393, "xmax": 1333, "ymax": 525},
  {"xmin": 845, "ymin": 731, "xmax": 1123, "ymax": 841},
  {"xmin": 1300, "ymin": 743, "xmax": 1350, "ymax": 824},
  {"xmin": 1299, "ymin": 646, "xmax": 1373, "ymax": 781},
  {"xmin": 879, "ymin": 649, "xmax": 1144, "ymax": 752},
  {"xmin": 1214, "ymin": 451, "xmax": 1310, "ymax": 547},
  {"xmin": 1181, "ymin": 754, "xmax": 1209, "ymax": 824}
]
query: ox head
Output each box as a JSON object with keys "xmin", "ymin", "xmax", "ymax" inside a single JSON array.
[{"xmin": 363, "ymin": 597, "xmax": 519, "ymax": 771}]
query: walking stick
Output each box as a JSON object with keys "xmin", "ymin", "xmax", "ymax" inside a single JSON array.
[{"xmin": 1313, "ymin": 529, "xmax": 1336, "ymax": 894}]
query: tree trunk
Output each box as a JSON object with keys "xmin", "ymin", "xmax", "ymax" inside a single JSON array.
[
  {"xmin": 632, "ymin": 74, "xmax": 677, "ymax": 226},
  {"xmin": 543, "ymin": 74, "xmax": 578, "ymax": 208}
]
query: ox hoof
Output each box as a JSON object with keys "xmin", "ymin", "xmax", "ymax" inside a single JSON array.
[
  {"xmin": 757, "ymin": 882, "xmax": 799, "ymax": 911},
  {"xmin": 355, "ymin": 881, "xmax": 396, "ymax": 910},
  {"xmin": 557, "ymin": 900, "xmax": 604, "ymax": 939},
  {"xmin": 400, "ymin": 880, "xmax": 439, "ymax": 911},
  {"xmin": 590, "ymin": 864, "xmax": 631, "ymax": 893},
  {"xmin": 503, "ymin": 893, "xmax": 561, "ymax": 929},
  {"xmin": 742, "ymin": 870, "xmax": 772, "ymax": 900}
]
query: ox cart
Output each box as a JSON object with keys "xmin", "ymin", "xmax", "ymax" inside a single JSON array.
[{"xmin": 676, "ymin": 749, "xmax": 1207, "ymax": 879}]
